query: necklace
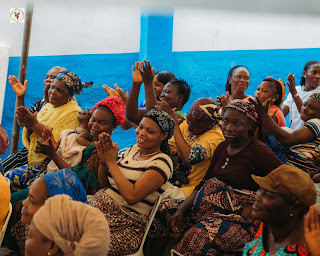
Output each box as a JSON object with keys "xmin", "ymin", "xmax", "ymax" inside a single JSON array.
[{"xmin": 139, "ymin": 150, "xmax": 161, "ymax": 158}]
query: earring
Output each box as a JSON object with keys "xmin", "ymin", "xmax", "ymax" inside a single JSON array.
[
  {"xmin": 48, "ymin": 253, "xmax": 50, "ymax": 256},
  {"xmin": 290, "ymin": 213, "xmax": 293, "ymax": 217}
]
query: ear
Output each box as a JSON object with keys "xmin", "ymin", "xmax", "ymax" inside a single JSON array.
[
  {"xmin": 160, "ymin": 132, "xmax": 169, "ymax": 141},
  {"xmin": 272, "ymin": 94, "xmax": 279, "ymax": 102},
  {"xmin": 178, "ymin": 94, "xmax": 184, "ymax": 103},
  {"xmin": 303, "ymin": 70, "xmax": 306, "ymax": 78},
  {"xmin": 48, "ymin": 241, "xmax": 60, "ymax": 255},
  {"xmin": 289, "ymin": 204, "xmax": 303, "ymax": 216}
]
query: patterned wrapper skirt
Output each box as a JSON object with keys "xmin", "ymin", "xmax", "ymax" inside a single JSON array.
[
  {"xmin": 88, "ymin": 189, "xmax": 148, "ymax": 256},
  {"xmin": 150, "ymin": 178, "xmax": 260, "ymax": 256}
]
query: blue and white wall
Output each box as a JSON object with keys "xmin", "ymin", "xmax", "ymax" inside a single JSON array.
[{"xmin": 1, "ymin": 1, "xmax": 320, "ymax": 159}]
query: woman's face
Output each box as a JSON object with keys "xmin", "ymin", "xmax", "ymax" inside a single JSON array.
[
  {"xmin": 48, "ymin": 80, "xmax": 72, "ymax": 108},
  {"xmin": 44, "ymin": 69, "xmax": 59, "ymax": 88},
  {"xmin": 25, "ymin": 221, "xmax": 52, "ymax": 256},
  {"xmin": 159, "ymin": 83, "xmax": 182, "ymax": 109},
  {"xmin": 153, "ymin": 75, "xmax": 165, "ymax": 99},
  {"xmin": 22, "ymin": 178, "xmax": 49, "ymax": 225},
  {"xmin": 229, "ymin": 67, "xmax": 250, "ymax": 94},
  {"xmin": 254, "ymin": 81, "xmax": 278, "ymax": 104},
  {"xmin": 300, "ymin": 97, "xmax": 320, "ymax": 122},
  {"xmin": 135, "ymin": 117, "xmax": 168, "ymax": 150},
  {"xmin": 88, "ymin": 107, "xmax": 117, "ymax": 140},
  {"xmin": 221, "ymin": 108, "xmax": 252, "ymax": 145},
  {"xmin": 186, "ymin": 112, "xmax": 212, "ymax": 136},
  {"xmin": 304, "ymin": 64, "xmax": 320, "ymax": 90},
  {"xmin": 252, "ymin": 187, "xmax": 292, "ymax": 224}
]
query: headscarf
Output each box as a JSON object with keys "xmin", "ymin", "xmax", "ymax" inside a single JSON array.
[
  {"xmin": 56, "ymin": 70, "xmax": 94, "ymax": 96},
  {"xmin": 311, "ymin": 93, "xmax": 320, "ymax": 104},
  {"xmin": 188, "ymin": 98, "xmax": 222, "ymax": 126},
  {"xmin": 91, "ymin": 96, "xmax": 126, "ymax": 125},
  {"xmin": 43, "ymin": 169, "xmax": 87, "ymax": 203},
  {"xmin": 33, "ymin": 195, "xmax": 110, "ymax": 256},
  {"xmin": 144, "ymin": 109, "xmax": 175, "ymax": 138},
  {"xmin": 50, "ymin": 66, "xmax": 66, "ymax": 73},
  {"xmin": 225, "ymin": 100, "xmax": 259, "ymax": 129}
]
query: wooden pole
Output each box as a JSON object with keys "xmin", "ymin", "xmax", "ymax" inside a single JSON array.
[{"xmin": 10, "ymin": 0, "xmax": 34, "ymax": 154}]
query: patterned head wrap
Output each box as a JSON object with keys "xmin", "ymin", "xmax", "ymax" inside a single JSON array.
[
  {"xmin": 33, "ymin": 195, "xmax": 110, "ymax": 256},
  {"xmin": 91, "ymin": 96, "xmax": 126, "ymax": 125},
  {"xmin": 226, "ymin": 100, "xmax": 259, "ymax": 129},
  {"xmin": 188, "ymin": 98, "xmax": 222, "ymax": 125},
  {"xmin": 144, "ymin": 109, "xmax": 175, "ymax": 138},
  {"xmin": 50, "ymin": 66, "xmax": 66, "ymax": 73},
  {"xmin": 43, "ymin": 169, "xmax": 87, "ymax": 203},
  {"xmin": 311, "ymin": 93, "xmax": 320, "ymax": 104},
  {"xmin": 56, "ymin": 70, "xmax": 94, "ymax": 96}
]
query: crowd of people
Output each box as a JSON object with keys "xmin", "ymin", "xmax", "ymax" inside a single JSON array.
[{"xmin": 0, "ymin": 59, "xmax": 319, "ymax": 256}]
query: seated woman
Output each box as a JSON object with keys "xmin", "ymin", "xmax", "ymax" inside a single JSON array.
[
  {"xmin": 6, "ymin": 169, "xmax": 87, "ymax": 256},
  {"xmin": 217, "ymin": 65, "xmax": 252, "ymax": 109},
  {"xmin": 2, "ymin": 66, "xmax": 65, "ymax": 173},
  {"xmin": 243, "ymin": 164, "xmax": 316, "ymax": 255},
  {"xmin": 5, "ymin": 69, "xmax": 93, "ymax": 190},
  {"xmin": 282, "ymin": 60, "xmax": 320, "ymax": 130},
  {"xmin": 126, "ymin": 60, "xmax": 190, "ymax": 125},
  {"xmin": 150, "ymin": 100, "xmax": 283, "ymax": 256},
  {"xmin": 36, "ymin": 96, "xmax": 126, "ymax": 195},
  {"xmin": 27, "ymin": 194, "xmax": 110, "ymax": 256},
  {"xmin": 253, "ymin": 92, "xmax": 320, "ymax": 176},
  {"xmin": 88, "ymin": 109, "xmax": 176, "ymax": 255},
  {"xmin": 157, "ymin": 98, "xmax": 225, "ymax": 197}
]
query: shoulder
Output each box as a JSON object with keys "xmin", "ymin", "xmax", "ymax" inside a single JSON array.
[
  {"xmin": 304, "ymin": 118, "xmax": 320, "ymax": 136},
  {"xmin": 147, "ymin": 153, "xmax": 173, "ymax": 181}
]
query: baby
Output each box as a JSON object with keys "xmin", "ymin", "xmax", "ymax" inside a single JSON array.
[{"xmin": 46, "ymin": 109, "xmax": 93, "ymax": 173}]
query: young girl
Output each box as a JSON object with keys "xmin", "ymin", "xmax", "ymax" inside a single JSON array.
[
  {"xmin": 254, "ymin": 78, "xmax": 286, "ymax": 127},
  {"xmin": 282, "ymin": 60, "xmax": 320, "ymax": 130}
]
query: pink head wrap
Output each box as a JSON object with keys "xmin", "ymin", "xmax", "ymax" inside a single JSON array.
[{"xmin": 91, "ymin": 96, "xmax": 126, "ymax": 125}]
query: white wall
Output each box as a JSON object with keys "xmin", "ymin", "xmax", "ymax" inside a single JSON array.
[
  {"xmin": 0, "ymin": 0, "xmax": 141, "ymax": 57},
  {"xmin": 0, "ymin": 46, "xmax": 9, "ymax": 123},
  {"xmin": 173, "ymin": 8, "xmax": 320, "ymax": 51}
]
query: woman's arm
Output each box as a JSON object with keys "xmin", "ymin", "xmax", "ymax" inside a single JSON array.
[
  {"xmin": 253, "ymin": 98, "xmax": 315, "ymax": 146},
  {"xmin": 287, "ymin": 73, "xmax": 304, "ymax": 112},
  {"xmin": 97, "ymin": 132, "xmax": 165, "ymax": 205},
  {"xmin": 281, "ymin": 104, "xmax": 290, "ymax": 117},
  {"xmin": 126, "ymin": 62, "xmax": 147, "ymax": 124},
  {"xmin": 140, "ymin": 60, "xmax": 157, "ymax": 111},
  {"xmin": 97, "ymin": 161, "xmax": 111, "ymax": 188}
]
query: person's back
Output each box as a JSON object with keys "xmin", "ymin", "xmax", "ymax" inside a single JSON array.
[{"xmin": 0, "ymin": 173, "xmax": 10, "ymax": 230}]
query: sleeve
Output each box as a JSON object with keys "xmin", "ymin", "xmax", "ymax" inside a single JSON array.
[
  {"xmin": 189, "ymin": 129, "xmax": 224, "ymax": 166},
  {"xmin": 29, "ymin": 98, "xmax": 45, "ymax": 114},
  {"xmin": 303, "ymin": 118, "xmax": 320, "ymax": 138},
  {"xmin": 146, "ymin": 154, "xmax": 173, "ymax": 182},
  {"xmin": 252, "ymin": 141, "xmax": 284, "ymax": 177},
  {"xmin": 282, "ymin": 92, "xmax": 293, "ymax": 107}
]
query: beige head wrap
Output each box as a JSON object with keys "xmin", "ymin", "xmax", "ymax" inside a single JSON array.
[{"xmin": 32, "ymin": 194, "xmax": 110, "ymax": 256}]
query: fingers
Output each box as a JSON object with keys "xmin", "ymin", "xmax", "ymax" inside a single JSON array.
[{"xmin": 226, "ymin": 91, "xmax": 230, "ymax": 99}]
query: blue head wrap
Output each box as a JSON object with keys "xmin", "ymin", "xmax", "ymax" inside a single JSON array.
[
  {"xmin": 56, "ymin": 70, "xmax": 93, "ymax": 96},
  {"xmin": 43, "ymin": 169, "xmax": 87, "ymax": 203}
]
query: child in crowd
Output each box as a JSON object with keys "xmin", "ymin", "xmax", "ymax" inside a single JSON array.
[{"xmin": 46, "ymin": 109, "xmax": 93, "ymax": 172}]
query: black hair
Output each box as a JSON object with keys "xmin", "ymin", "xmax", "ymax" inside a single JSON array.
[
  {"xmin": 225, "ymin": 65, "xmax": 250, "ymax": 95},
  {"xmin": 155, "ymin": 70, "xmax": 176, "ymax": 86},
  {"xmin": 160, "ymin": 140, "xmax": 170, "ymax": 156},
  {"xmin": 261, "ymin": 78, "xmax": 282, "ymax": 107},
  {"xmin": 300, "ymin": 60, "xmax": 320, "ymax": 86},
  {"xmin": 168, "ymin": 79, "xmax": 191, "ymax": 107}
]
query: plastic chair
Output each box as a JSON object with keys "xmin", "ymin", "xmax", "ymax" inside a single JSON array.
[
  {"xmin": 0, "ymin": 203, "xmax": 13, "ymax": 246},
  {"xmin": 126, "ymin": 194, "xmax": 163, "ymax": 256}
]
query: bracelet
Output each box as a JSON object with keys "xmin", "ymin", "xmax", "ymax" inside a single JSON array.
[{"xmin": 293, "ymin": 93, "xmax": 299, "ymax": 98}]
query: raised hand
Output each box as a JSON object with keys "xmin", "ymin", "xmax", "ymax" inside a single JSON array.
[
  {"xmin": 249, "ymin": 97, "xmax": 270, "ymax": 116},
  {"xmin": 16, "ymin": 106, "xmax": 37, "ymax": 129},
  {"xmin": 155, "ymin": 100, "xmax": 177, "ymax": 121},
  {"xmin": 44, "ymin": 83, "xmax": 50, "ymax": 103},
  {"xmin": 35, "ymin": 139, "xmax": 56, "ymax": 158},
  {"xmin": 139, "ymin": 60, "xmax": 154, "ymax": 86},
  {"xmin": 42, "ymin": 128, "xmax": 60, "ymax": 150},
  {"xmin": 102, "ymin": 84, "xmax": 119, "ymax": 97},
  {"xmin": 287, "ymin": 73, "xmax": 297, "ymax": 95},
  {"xmin": 216, "ymin": 91, "xmax": 230, "ymax": 109},
  {"xmin": 9, "ymin": 75, "xmax": 27, "ymax": 97},
  {"xmin": 96, "ymin": 132, "xmax": 118, "ymax": 165},
  {"xmin": 304, "ymin": 205, "xmax": 320, "ymax": 256},
  {"xmin": 132, "ymin": 61, "xmax": 143, "ymax": 84},
  {"xmin": 115, "ymin": 84, "xmax": 129, "ymax": 104}
]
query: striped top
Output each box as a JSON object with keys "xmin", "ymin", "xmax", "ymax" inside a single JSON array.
[
  {"xmin": 287, "ymin": 118, "xmax": 320, "ymax": 176},
  {"xmin": 106, "ymin": 144, "xmax": 173, "ymax": 216}
]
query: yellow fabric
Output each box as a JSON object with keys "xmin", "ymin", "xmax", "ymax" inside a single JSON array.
[
  {"xmin": 0, "ymin": 174, "xmax": 10, "ymax": 231},
  {"xmin": 169, "ymin": 121, "xmax": 225, "ymax": 197},
  {"xmin": 22, "ymin": 100, "xmax": 81, "ymax": 167}
]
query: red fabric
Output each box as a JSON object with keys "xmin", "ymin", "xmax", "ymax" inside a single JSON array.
[
  {"xmin": 0, "ymin": 125, "xmax": 9, "ymax": 155},
  {"xmin": 91, "ymin": 96, "xmax": 126, "ymax": 125}
]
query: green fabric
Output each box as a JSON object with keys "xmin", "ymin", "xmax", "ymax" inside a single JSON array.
[
  {"xmin": 176, "ymin": 111, "xmax": 187, "ymax": 120},
  {"xmin": 10, "ymin": 188, "xmax": 29, "ymax": 205}
]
